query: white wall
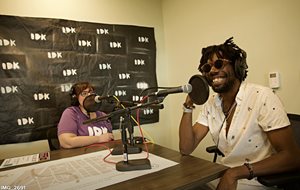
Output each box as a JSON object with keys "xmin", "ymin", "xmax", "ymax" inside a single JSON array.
[
  {"xmin": 1, "ymin": 0, "xmax": 299, "ymax": 161},
  {"xmin": 161, "ymin": 0, "xmax": 300, "ymax": 160}
]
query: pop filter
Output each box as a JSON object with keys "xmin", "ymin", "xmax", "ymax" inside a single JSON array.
[
  {"xmin": 83, "ymin": 94, "xmax": 100, "ymax": 112},
  {"xmin": 83, "ymin": 94, "xmax": 116, "ymax": 113},
  {"xmin": 188, "ymin": 74, "xmax": 209, "ymax": 105}
]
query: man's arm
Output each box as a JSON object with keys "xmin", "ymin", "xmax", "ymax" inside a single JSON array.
[
  {"xmin": 179, "ymin": 96, "xmax": 209, "ymax": 155},
  {"xmin": 217, "ymin": 126, "xmax": 300, "ymax": 190},
  {"xmin": 251, "ymin": 126, "xmax": 300, "ymax": 175}
]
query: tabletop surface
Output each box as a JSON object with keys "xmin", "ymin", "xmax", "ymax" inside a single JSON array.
[{"xmin": 0, "ymin": 141, "xmax": 228, "ymax": 190}]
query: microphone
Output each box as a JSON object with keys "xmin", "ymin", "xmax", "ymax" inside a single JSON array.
[
  {"xmin": 83, "ymin": 94, "xmax": 115, "ymax": 113},
  {"xmin": 148, "ymin": 84, "xmax": 192, "ymax": 97},
  {"xmin": 83, "ymin": 94, "xmax": 163, "ymax": 113},
  {"xmin": 94, "ymin": 95, "xmax": 112, "ymax": 103}
]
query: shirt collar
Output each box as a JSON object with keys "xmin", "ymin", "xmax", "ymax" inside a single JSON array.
[{"xmin": 213, "ymin": 82, "xmax": 247, "ymax": 107}]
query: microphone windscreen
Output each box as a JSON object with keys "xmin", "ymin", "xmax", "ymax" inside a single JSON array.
[
  {"xmin": 83, "ymin": 94, "xmax": 117, "ymax": 113},
  {"xmin": 83, "ymin": 94, "xmax": 100, "ymax": 112},
  {"xmin": 188, "ymin": 74, "xmax": 209, "ymax": 105}
]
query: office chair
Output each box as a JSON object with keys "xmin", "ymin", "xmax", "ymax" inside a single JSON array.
[
  {"xmin": 206, "ymin": 113, "xmax": 300, "ymax": 190},
  {"xmin": 46, "ymin": 126, "xmax": 60, "ymax": 150}
]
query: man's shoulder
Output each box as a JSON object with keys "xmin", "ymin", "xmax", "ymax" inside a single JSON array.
[
  {"xmin": 243, "ymin": 82, "xmax": 272, "ymax": 92},
  {"xmin": 242, "ymin": 82, "xmax": 275, "ymax": 100}
]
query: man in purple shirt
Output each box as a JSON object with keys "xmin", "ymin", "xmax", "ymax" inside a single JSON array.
[{"xmin": 57, "ymin": 82, "xmax": 114, "ymax": 148}]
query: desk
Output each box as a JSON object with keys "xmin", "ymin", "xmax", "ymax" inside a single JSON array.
[{"xmin": 0, "ymin": 142, "xmax": 227, "ymax": 190}]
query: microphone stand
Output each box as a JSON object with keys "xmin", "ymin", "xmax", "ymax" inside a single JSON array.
[
  {"xmin": 83, "ymin": 98, "xmax": 164, "ymax": 171},
  {"xmin": 111, "ymin": 114, "xmax": 142, "ymax": 155},
  {"xmin": 116, "ymin": 111, "xmax": 151, "ymax": 171},
  {"xmin": 110, "ymin": 102, "xmax": 142, "ymax": 155}
]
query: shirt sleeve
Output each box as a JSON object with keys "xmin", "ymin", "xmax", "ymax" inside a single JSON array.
[
  {"xmin": 258, "ymin": 88, "xmax": 290, "ymax": 131},
  {"xmin": 196, "ymin": 104, "xmax": 209, "ymax": 127},
  {"xmin": 57, "ymin": 107, "xmax": 78, "ymax": 135}
]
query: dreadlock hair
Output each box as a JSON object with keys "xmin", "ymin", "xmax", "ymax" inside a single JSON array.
[{"xmin": 198, "ymin": 37, "xmax": 248, "ymax": 81}]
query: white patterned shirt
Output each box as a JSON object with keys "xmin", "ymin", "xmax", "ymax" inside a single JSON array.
[{"xmin": 197, "ymin": 82, "xmax": 290, "ymax": 167}]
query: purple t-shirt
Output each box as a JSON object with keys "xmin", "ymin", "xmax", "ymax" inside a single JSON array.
[{"xmin": 57, "ymin": 106, "xmax": 113, "ymax": 136}]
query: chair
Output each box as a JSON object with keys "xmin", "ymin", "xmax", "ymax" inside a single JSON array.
[
  {"xmin": 206, "ymin": 113, "xmax": 300, "ymax": 190},
  {"xmin": 46, "ymin": 126, "xmax": 60, "ymax": 150},
  {"xmin": 257, "ymin": 113, "xmax": 300, "ymax": 189},
  {"xmin": 0, "ymin": 139, "xmax": 50, "ymax": 160}
]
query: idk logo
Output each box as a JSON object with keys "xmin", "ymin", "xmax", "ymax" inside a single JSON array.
[
  {"xmin": 78, "ymin": 40, "xmax": 92, "ymax": 47},
  {"xmin": 132, "ymin": 95, "xmax": 143, "ymax": 102},
  {"xmin": 1, "ymin": 86, "xmax": 18, "ymax": 94},
  {"xmin": 96, "ymin": 28, "xmax": 109, "ymax": 34},
  {"xmin": 118, "ymin": 73, "xmax": 130, "ymax": 80},
  {"xmin": 134, "ymin": 59, "xmax": 145, "ymax": 66},
  {"xmin": 63, "ymin": 69, "xmax": 77, "ymax": 76},
  {"xmin": 30, "ymin": 33, "xmax": 46, "ymax": 41},
  {"xmin": 138, "ymin": 36, "xmax": 149, "ymax": 43},
  {"xmin": 33, "ymin": 93, "xmax": 50, "ymax": 100},
  {"xmin": 0, "ymin": 38, "xmax": 16, "ymax": 46},
  {"xmin": 17, "ymin": 117, "xmax": 34, "ymax": 126},
  {"xmin": 61, "ymin": 84, "xmax": 73, "ymax": 92},
  {"xmin": 109, "ymin": 41, "xmax": 122, "ymax": 48},
  {"xmin": 2, "ymin": 62, "xmax": 20, "ymax": 70},
  {"xmin": 62, "ymin": 27, "xmax": 76, "ymax": 34},
  {"xmin": 114, "ymin": 90, "xmax": 127, "ymax": 96},
  {"xmin": 136, "ymin": 82, "xmax": 149, "ymax": 89},
  {"xmin": 48, "ymin": 52, "xmax": 62, "ymax": 59},
  {"xmin": 99, "ymin": 63, "xmax": 111, "ymax": 70},
  {"xmin": 143, "ymin": 108, "xmax": 154, "ymax": 115}
]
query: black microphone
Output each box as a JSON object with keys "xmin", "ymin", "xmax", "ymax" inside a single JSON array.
[
  {"xmin": 148, "ymin": 84, "xmax": 192, "ymax": 97},
  {"xmin": 94, "ymin": 95, "xmax": 112, "ymax": 103},
  {"xmin": 83, "ymin": 94, "xmax": 115, "ymax": 113}
]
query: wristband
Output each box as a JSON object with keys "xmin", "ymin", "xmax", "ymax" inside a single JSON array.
[
  {"xmin": 244, "ymin": 163, "xmax": 254, "ymax": 180},
  {"xmin": 183, "ymin": 106, "xmax": 193, "ymax": 113},
  {"xmin": 183, "ymin": 102, "xmax": 195, "ymax": 109}
]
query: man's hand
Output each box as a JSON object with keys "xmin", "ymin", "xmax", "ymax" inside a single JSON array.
[{"xmin": 216, "ymin": 168, "xmax": 238, "ymax": 190}]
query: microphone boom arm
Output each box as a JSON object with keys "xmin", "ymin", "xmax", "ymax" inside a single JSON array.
[{"xmin": 83, "ymin": 98, "xmax": 164, "ymax": 125}]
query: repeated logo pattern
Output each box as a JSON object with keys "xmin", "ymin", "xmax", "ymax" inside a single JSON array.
[{"xmin": 0, "ymin": 15, "xmax": 158, "ymax": 144}]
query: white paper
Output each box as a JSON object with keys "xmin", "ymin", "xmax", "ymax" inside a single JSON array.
[
  {"xmin": 0, "ymin": 150, "xmax": 178, "ymax": 190},
  {"xmin": 0, "ymin": 154, "xmax": 40, "ymax": 168},
  {"xmin": 0, "ymin": 152, "xmax": 50, "ymax": 169}
]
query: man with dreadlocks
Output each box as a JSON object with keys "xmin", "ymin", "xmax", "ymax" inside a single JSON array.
[{"xmin": 179, "ymin": 37, "xmax": 300, "ymax": 189}]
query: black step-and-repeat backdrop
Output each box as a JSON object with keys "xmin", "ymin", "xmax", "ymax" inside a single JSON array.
[{"xmin": 0, "ymin": 15, "xmax": 158, "ymax": 144}]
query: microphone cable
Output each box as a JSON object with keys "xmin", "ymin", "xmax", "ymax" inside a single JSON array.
[
  {"xmin": 85, "ymin": 142, "xmax": 117, "ymax": 164},
  {"xmin": 86, "ymin": 95, "xmax": 154, "ymax": 163}
]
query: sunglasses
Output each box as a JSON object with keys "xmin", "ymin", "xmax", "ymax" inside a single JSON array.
[{"xmin": 200, "ymin": 59, "xmax": 231, "ymax": 73}]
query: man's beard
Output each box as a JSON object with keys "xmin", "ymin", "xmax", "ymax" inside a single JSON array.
[{"xmin": 209, "ymin": 73, "xmax": 236, "ymax": 93}]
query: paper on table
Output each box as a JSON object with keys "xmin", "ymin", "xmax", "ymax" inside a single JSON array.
[
  {"xmin": 0, "ymin": 152, "xmax": 50, "ymax": 169},
  {"xmin": 0, "ymin": 150, "xmax": 177, "ymax": 190}
]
